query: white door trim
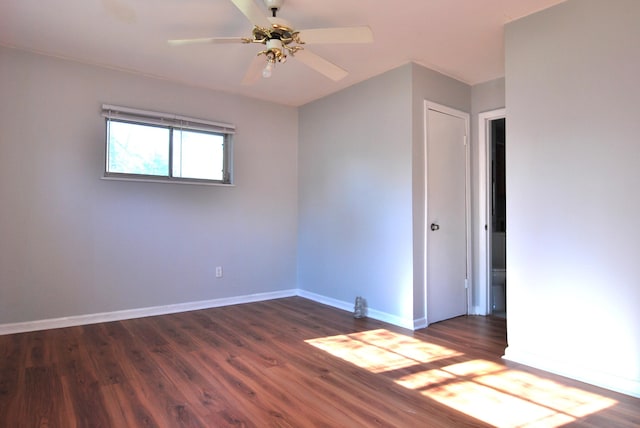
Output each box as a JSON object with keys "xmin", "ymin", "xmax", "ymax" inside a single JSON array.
[
  {"xmin": 477, "ymin": 108, "xmax": 506, "ymax": 315},
  {"xmin": 423, "ymin": 101, "xmax": 471, "ymax": 325}
]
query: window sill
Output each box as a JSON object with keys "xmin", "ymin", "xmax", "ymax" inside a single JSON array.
[{"xmin": 101, "ymin": 175, "xmax": 235, "ymax": 187}]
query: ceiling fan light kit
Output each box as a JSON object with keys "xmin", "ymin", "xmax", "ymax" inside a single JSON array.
[
  {"xmin": 168, "ymin": 0, "xmax": 373, "ymax": 82},
  {"xmin": 246, "ymin": 18, "xmax": 302, "ymax": 78}
]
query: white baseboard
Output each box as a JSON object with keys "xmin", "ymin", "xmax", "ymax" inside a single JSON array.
[
  {"xmin": 0, "ymin": 289, "xmax": 297, "ymax": 335},
  {"xmin": 297, "ymin": 289, "xmax": 354, "ymax": 313},
  {"xmin": 413, "ymin": 318, "xmax": 428, "ymax": 330},
  {"xmin": 469, "ymin": 305, "xmax": 488, "ymax": 316},
  {"xmin": 297, "ymin": 290, "xmax": 415, "ymax": 330},
  {"xmin": 503, "ymin": 346, "xmax": 640, "ymax": 399},
  {"xmin": 2, "ymin": 288, "xmax": 419, "ymax": 336}
]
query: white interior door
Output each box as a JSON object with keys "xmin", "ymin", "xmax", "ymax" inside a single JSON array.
[{"xmin": 426, "ymin": 105, "xmax": 469, "ymax": 324}]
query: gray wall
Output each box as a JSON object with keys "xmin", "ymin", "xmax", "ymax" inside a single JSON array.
[
  {"xmin": 298, "ymin": 63, "xmax": 471, "ymax": 327},
  {"xmin": 504, "ymin": 0, "xmax": 639, "ymax": 396},
  {"xmin": 297, "ymin": 65, "xmax": 415, "ymax": 325},
  {"xmin": 0, "ymin": 47, "xmax": 299, "ymax": 324}
]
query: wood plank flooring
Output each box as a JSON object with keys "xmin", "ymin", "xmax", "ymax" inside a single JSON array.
[{"xmin": 1, "ymin": 297, "xmax": 638, "ymax": 427}]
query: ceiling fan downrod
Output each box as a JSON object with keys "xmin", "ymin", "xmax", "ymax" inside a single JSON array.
[{"xmin": 264, "ymin": 0, "xmax": 283, "ymax": 17}]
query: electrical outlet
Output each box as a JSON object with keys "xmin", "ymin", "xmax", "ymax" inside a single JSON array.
[{"xmin": 215, "ymin": 266, "xmax": 223, "ymax": 278}]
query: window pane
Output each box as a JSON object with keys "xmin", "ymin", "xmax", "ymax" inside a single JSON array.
[
  {"xmin": 172, "ymin": 129, "xmax": 224, "ymax": 181},
  {"xmin": 107, "ymin": 120, "xmax": 169, "ymax": 176}
]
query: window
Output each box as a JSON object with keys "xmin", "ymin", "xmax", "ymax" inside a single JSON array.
[{"xmin": 102, "ymin": 104, "xmax": 234, "ymax": 184}]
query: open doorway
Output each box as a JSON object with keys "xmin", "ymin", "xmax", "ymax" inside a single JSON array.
[
  {"xmin": 490, "ymin": 118, "xmax": 506, "ymax": 318},
  {"xmin": 477, "ymin": 108, "xmax": 506, "ymax": 317}
]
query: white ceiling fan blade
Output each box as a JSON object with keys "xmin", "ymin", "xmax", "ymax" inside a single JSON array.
[
  {"xmin": 101, "ymin": 0, "xmax": 136, "ymax": 24},
  {"xmin": 168, "ymin": 37, "xmax": 245, "ymax": 46},
  {"xmin": 230, "ymin": 0, "xmax": 271, "ymax": 29},
  {"xmin": 298, "ymin": 26, "xmax": 373, "ymax": 44},
  {"xmin": 242, "ymin": 55, "xmax": 266, "ymax": 85},
  {"xmin": 294, "ymin": 49, "xmax": 348, "ymax": 81}
]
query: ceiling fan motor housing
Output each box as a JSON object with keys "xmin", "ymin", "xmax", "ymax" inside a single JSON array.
[{"xmin": 263, "ymin": 0, "xmax": 283, "ymax": 13}]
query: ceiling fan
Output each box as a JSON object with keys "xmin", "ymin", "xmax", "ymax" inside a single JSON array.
[{"xmin": 168, "ymin": 0, "xmax": 373, "ymax": 83}]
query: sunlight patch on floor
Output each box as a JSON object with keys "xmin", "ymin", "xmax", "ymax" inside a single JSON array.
[
  {"xmin": 305, "ymin": 329, "xmax": 462, "ymax": 373},
  {"xmin": 307, "ymin": 329, "xmax": 618, "ymax": 427},
  {"xmin": 425, "ymin": 379, "xmax": 576, "ymax": 427},
  {"xmin": 474, "ymin": 369, "xmax": 618, "ymax": 419},
  {"xmin": 441, "ymin": 359, "xmax": 504, "ymax": 376}
]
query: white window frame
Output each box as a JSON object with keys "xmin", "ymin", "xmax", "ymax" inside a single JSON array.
[{"xmin": 101, "ymin": 104, "xmax": 235, "ymax": 185}]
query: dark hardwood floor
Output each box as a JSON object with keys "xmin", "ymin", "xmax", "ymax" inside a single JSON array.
[{"xmin": 1, "ymin": 297, "xmax": 638, "ymax": 427}]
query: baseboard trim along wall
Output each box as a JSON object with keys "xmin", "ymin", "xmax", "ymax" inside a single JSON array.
[
  {"xmin": 0, "ymin": 289, "xmax": 418, "ymax": 335},
  {"xmin": 413, "ymin": 318, "xmax": 428, "ymax": 330},
  {"xmin": 503, "ymin": 346, "xmax": 640, "ymax": 399},
  {"xmin": 0, "ymin": 289, "xmax": 298, "ymax": 336},
  {"xmin": 297, "ymin": 290, "xmax": 416, "ymax": 330},
  {"xmin": 469, "ymin": 305, "xmax": 486, "ymax": 316}
]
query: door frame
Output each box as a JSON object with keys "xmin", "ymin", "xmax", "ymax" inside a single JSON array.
[
  {"xmin": 423, "ymin": 101, "xmax": 471, "ymax": 325},
  {"xmin": 477, "ymin": 108, "xmax": 506, "ymax": 315}
]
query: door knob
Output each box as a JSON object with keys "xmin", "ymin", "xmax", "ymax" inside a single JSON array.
[{"xmin": 430, "ymin": 223, "xmax": 440, "ymax": 231}]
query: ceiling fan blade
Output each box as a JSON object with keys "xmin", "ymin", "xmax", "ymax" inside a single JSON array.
[
  {"xmin": 242, "ymin": 55, "xmax": 266, "ymax": 85},
  {"xmin": 101, "ymin": 0, "xmax": 136, "ymax": 23},
  {"xmin": 294, "ymin": 49, "xmax": 348, "ymax": 81},
  {"xmin": 298, "ymin": 26, "xmax": 373, "ymax": 44},
  {"xmin": 168, "ymin": 37, "xmax": 245, "ymax": 46},
  {"xmin": 230, "ymin": 0, "xmax": 271, "ymax": 29}
]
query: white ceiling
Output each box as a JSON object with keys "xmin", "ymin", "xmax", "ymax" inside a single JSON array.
[{"xmin": 1, "ymin": 0, "xmax": 565, "ymax": 106}]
